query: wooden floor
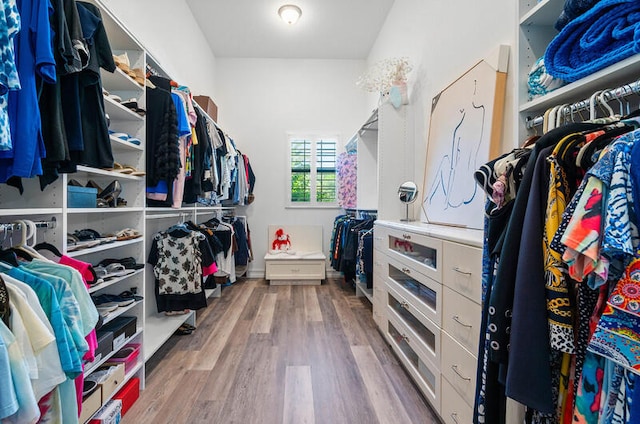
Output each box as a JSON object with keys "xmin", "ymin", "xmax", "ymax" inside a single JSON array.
[{"xmin": 122, "ymin": 279, "xmax": 440, "ymax": 424}]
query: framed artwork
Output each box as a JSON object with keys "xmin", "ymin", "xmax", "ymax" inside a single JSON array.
[{"xmin": 421, "ymin": 45, "xmax": 509, "ymax": 229}]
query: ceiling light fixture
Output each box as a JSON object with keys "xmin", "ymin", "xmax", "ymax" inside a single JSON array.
[{"xmin": 278, "ymin": 4, "xmax": 302, "ymax": 25}]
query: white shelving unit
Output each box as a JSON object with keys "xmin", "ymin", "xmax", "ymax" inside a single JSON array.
[
  {"xmin": 517, "ymin": 0, "xmax": 640, "ymax": 139},
  {"xmin": 1, "ymin": 1, "xmax": 236, "ymax": 421}
]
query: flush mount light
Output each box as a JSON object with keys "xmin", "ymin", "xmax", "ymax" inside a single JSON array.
[{"xmin": 278, "ymin": 4, "xmax": 302, "ymax": 25}]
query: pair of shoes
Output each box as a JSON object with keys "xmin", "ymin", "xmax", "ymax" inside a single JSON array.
[
  {"xmin": 120, "ymin": 99, "xmax": 146, "ymax": 116},
  {"xmin": 92, "ymin": 293, "xmax": 136, "ymax": 307},
  {"xmin": 175, "ymin": 324, "xmax": 193, "ymax": 335},
  {"xmin": 111, "ymin": 228, "xmax": 142, "ymax": 241},
  {"xmin": 93, "ymin": 263, "xmax": 136, "ymax": 280},
  {"xmin": 98, "ymin": 257, "xmax": 144, "ymax": 270},
  {"xmin": 97, "ymin": 180, "xmax": 122, "ymax": 208},
  {"xmin": 106, "ymin": 163, "xmax": 145, "ymax": 176},
  {"xmin": 109, "ymin": 130, "xmax": 141, "ymax": 146}
]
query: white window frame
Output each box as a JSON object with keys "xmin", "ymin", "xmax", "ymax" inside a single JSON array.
[{"xmin": 286, "ymin": 133, "xmax": 340, "ymax": 208}]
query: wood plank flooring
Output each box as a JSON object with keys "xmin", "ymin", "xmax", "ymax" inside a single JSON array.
[{"xmin": 122, "ymin": 279, "xmax": 440, "ymax": 424}]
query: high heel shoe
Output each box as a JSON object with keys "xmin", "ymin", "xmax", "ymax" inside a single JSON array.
[{"xmin": 98, "ymin": 180, "xmax": 121, "ymax": 208}]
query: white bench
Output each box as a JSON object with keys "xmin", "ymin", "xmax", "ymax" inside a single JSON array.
[{"xmin": 264, "ymin": 225, "xmax": 326, "ymax": 285}]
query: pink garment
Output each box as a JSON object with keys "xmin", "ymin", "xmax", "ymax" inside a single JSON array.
[
  {"xmin": 172, "ymin": 135, "xmax": 187, "ymax": 208},
  {"xmin": 336, "ymin": 152, "xmax": 357, "ymax": 208},
  {"xmin": 59, "ymin": 255, "xmax": 98, "ymax": 416}
]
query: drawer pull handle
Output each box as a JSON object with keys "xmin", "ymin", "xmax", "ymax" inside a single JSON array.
[
  {"xmin": 400, "ymin": 301, "xmax": 409, "ymax": 310},
  {"xmin": 402, "ymin": 267, "xmax": 411, "ymax": 274},
  {"xmin": 453, "ymin": 315, "xmax": 472, "ymax": 328},
  {"xmin": 453, "ymin": 267, "xmax": 472, "ymax": 276},
  {"xmin": 451, "ymin": 365, "xmax": 471, "ymax": 381},
  {"xmin": 450, "ymin": 413, "xmax": 460, "ymax": 424},
  {"xmin": 402, "ymin": 333, "xmax": 410, "ymax": 344},
  {"xmin": 402, "ymin": 234, "xmax": 412, "ymax": 240}
]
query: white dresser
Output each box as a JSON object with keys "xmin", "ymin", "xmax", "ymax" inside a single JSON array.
[{"xmin": 373, "ymin": 220, "xmax": 483, "ymax": 422}]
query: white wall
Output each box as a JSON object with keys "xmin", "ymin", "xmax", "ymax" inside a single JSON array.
[
  {"xmin": 214, "ymin": 58, "xmax": 368, "ymax": 276},
  {"xmin": 366, "ymin": 0, "xmax": 517, "ymax": 219},
  {"xmin": 101, "ymin": 0, "xmax": 217, "ymax": 96}
]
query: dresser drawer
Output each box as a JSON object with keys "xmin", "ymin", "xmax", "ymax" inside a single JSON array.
[
  {"xmin": 385, "ymin": 255, "xmax": 442, "ymax": 326},
  {"xmin": 442, "ymin": 286, "xmax": 481, "ymax": 354},
  {"xmin": 265, "ymin": 259, "xmax": 325, "ymax": 280},
  {"xmin": 384, "ymin": 316, "xmax": 440, "ymax": 414},
  {"xmin": 441, "ymin": 330, "xmax": 477, "ymax": 407},
  {"xmin": 377, "ymin": 225, "xmax": 442, "ymax": 282},
  {"xmin": 441, "ymin": 377, "xmax": 474, "ymax": 424},
  {"xmin": 443, "ymin": 240, "xmax": 482, "ymax": 304},
  {"xmin": 386, "ymin": 284, "xmax": 440, "ymax": 366},
  {"xmin": 372, "ymin": 275, "xmax": 386, "ymax": 329}
]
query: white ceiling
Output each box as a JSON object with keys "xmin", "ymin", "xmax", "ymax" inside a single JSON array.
[{"xmin": 185, "ymin": 0, "xmax": 395, "ymax": 59}]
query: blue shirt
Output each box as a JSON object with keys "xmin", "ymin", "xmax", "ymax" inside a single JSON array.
[
  {"xmin": 2, "ymin": 266, "xmax": 81, "ymax": 378},
  {"xmin": 0, "ymin": 320, "xmax": 39, "ymax": 423},
  {"xmin": 172, "ymin": 92, "xmax": 191, "ymax": 137},
  {"xmin": 0, "ymin": 0, "xmax": 56, "ymax": 181}
]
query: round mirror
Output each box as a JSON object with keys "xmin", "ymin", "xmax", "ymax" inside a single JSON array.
[{"xmin": 398, "ymin": 181, "xmax": 418, "ymax": 204}]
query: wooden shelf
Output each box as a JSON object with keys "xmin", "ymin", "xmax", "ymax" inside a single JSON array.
[
  {"xmin": 110, "ymin": 135, "xmax": 144, "ymax": 152},
  {"xmin": 104, "ymin": 95, "xmax": 144, "ymax": 122},
  {"xmin": 0, "ymin": 208, "xmax": 62, "ymax": 216},
  {"xmin": 84, "ymin": 329, "xmax": 143, "ymax": 376},
  {"xmin": 520, "ymin": 54, "xmax": 640, "ymax": 116},
  {"xmin": 100, "ymin": 300, "xmax": 143, "ymax": 326},
  {"xmin": 89, "ymin": 269, "xmax": 144, "ymax": 294},
  {"xmin": 66, "ymin": 237, "xmax": 143, "ymax": 257},
  {"xmin": 67, "ymin": 207, "xmax": 144, "ymax": 214},
  {"xmin": 520, "ymin": 0, "xmax": 563, "ymax": 26},
  {"xmin": 76, "ymin": 165, "xmax": 144, "ymax": 181},
  {"xmin": 355, "ymin": 281, "xmax": 373, "ymax": 303},
  {"xmin": 101, "ymin": 67, "xmax": 144, "ymax": 93},
  {"xmin": 144, "ymin": 311, "xmax": 196, "ymax": 361}
]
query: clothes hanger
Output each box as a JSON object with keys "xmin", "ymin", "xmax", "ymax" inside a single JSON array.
[
  {"xmin": 542, "ymin": 107, "xmax": 552, "ymax": 134},
  {"xmin": 13, "ymin": 220, "xmax": 50, "ymax": 261},
  {"xmin": 597, "ymin": 90, "xmax": 617, "ymax": 119},
  {"xmin": 589, "ymin": 90, "xmax": 603, "ymax": 120},
  {"xmin": 34, "ymin": 242, "xmax": 62, "ymax": 258}
]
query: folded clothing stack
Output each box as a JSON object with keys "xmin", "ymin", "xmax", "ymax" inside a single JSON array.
[
  {"xmin": 527, "ymin": 57, "xmax": 567, "ymax": 99},
  {"xmin": 545, "ymin": 0, "xmax": 640, "ymax": 83}
]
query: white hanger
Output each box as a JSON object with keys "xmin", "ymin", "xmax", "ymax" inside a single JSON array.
[
  {"xmin": 597, "ymin": 90, "xmax": 616, "ymax": 119},
  {"xmin": 589, "ymin": 90, "xmax": 603, "ymax": 120}
]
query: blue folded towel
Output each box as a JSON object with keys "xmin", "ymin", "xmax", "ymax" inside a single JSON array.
[{"xmin": 545, "ymin": 0, "xmax": 640, "ymax": 83}]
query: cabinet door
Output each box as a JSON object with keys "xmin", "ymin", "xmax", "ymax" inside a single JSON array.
[
  {"xmin": 442, "ymin": 286, "xmax": 481, "ymax": 354},
  {"xmin": 441, "ymin": 331, "xmax": 477, "ymax": 407},
  {"xmin": 441, "ymin": 377, "xmax": 474, "ymax": 424},
  {"xmin": 442, "ymin": 240, "xmax": 482, "ymax": 304}
]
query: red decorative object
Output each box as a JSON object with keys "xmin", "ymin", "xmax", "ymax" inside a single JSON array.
[{"xmin": 272, "ymin": 228, "xmax": 291, "ymax": 251}]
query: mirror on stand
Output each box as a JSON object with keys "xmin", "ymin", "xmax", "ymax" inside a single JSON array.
[{"xmin": 398, "ymin": 181, "xmax": 418, "ymax": 222}]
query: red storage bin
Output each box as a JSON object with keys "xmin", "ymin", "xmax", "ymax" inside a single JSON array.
[
  {"xmin": 113, "ymin": 377, "xmax": 140, "ymax": 416},
  {"xmin": 107, "ymin": 343, "xmax": 140, "ymax": 373}
]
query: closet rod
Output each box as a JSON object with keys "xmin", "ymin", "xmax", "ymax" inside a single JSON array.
[
  {"xmin": 0, "ymin": 217, "xmax": 57, "ymax": 232},
  {"xmin": 146, "ymin": 212, "xmax": 191, "ymax": 220},
  {"xmin": 525, "ymin": 79, "xmax": 640, "ymax": 129}
]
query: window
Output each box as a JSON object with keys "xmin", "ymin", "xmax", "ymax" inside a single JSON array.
[{"xmin": 289, "ymin": 135, "xmax": 337, "ymax": 205}]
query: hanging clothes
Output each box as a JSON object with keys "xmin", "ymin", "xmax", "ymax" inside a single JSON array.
[
  {"xmin": 148, "ymin": 224, "xmax": 217, "ymax": 312},
  {"xmin": 71, "ymin": 1, "xmax": 116, "ymax": 169},
  {"xmin": 0, "ymin": 0, "xmax": 56, "ymax": 188},
  {"xmin": 473, "ymin": 114, "xmax": 640, "ymax": 424}
]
